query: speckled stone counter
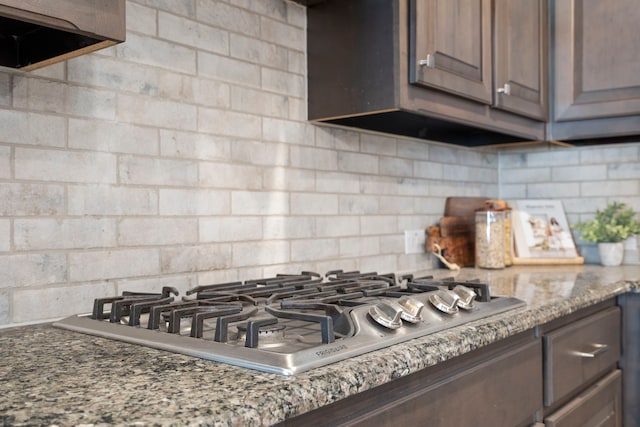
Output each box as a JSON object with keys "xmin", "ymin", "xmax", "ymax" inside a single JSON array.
[{"xmin": 2, "ymin": 265, "xmax": 640, "ymax": 427}]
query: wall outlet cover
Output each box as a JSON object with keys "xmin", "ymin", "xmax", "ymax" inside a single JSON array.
[{"xmin": 404, "ymin": 229, "xmax": 425, "ymax": 254}]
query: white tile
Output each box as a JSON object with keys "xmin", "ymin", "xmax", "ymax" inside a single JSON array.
[
  {"xmin": 0, "ymin": 253, "xmax": 67, "ymax": 288},
  {"xmin": 232, "ymin": 240, "xmax": 290, "ymax": 267},
  {"xmin": 260, "ymin": 16, "xmax": 305, "ymax": 51},
  {"xmin": 290, "ymin": 238, "xmax": 339, "ymax": 262},
  {"xmin": 118, "ymin": 93, "xmax": 197, "ymax": 130},
  {"xmin": 159, "ymin": 189, "xmax": 230, "ymax": 215},
  {"xmin": 340, "ymin": 236, "xmax": 380, "ymax": 257},
  {"xmin": 13, "ymin": 282, "xmax": 115, "ymax": 323},
  {"xmin": 15, "ymin": 148, "xmax": 117, "ymax": 183},
  {"xmin": 230, "ymin": 33, "xmax": 288, "ymax": 69},
  {"xmin": 160, "ymin": 244, "xmax": 232, "ymax": 274},
  {"xmin": 159, "ymin": 12, "xmax": 228, "ymax": 54},
  {"xmin": 0, "ymin": 146, "xmax": 9, "ymax": 179},
  {"xmin": 231, "ymin": 191, "xmax": 288, "ymax": 215},
  {"xmin": 263, "ymin": 216, "xmax": 315, "ymax": 239},
  {"xmin": 199, "ymin": 217, "xmax": 262, "ymax": 242},
  {"xmin": 160, "ymin": 130, "xmax": 231, "ymax": 161},
  {"xmin": 118, "ymin": 218, "xmax": 198, "ymax": 246},
  {"xmin": 261, "ymin": 68, "xmax": 305, "ymax": 97},
  {"xmin": 231, "ymin": 86, "xmax": 289, "ymax": 118},
  {"xmin": 0, "ymin": 183, "xmax": 65, "ymax": 216},
  {"xmin": 291, "ymin": 193, "xmax": 338, "ymax": 215},
  {"xmin": 198, "ymin": 107, "xmax": 261, "ymax": 138},
  {"xmin": 0, "ymin": 219, "xmax": 9, "ymax": 252},
  {"xmin": 126, "ymin": 2, "xmax": 157, "ymax": 35},
  {"xmin": 199, "ymin": 161, "xmax": 263, "ymax": 189},
  {"xmin": 116, "ymin": 33, "xmax": 196, "ymax": 74},
  {"xmin": 315, "ymin": 216, "xmax": 359, "ymax": 237},
  {"xmin": 119, "ymin": 155, "xmax": 198, "ymax": 186},
  {"xmin": 552, "ymin": 165, "xmax": 607, "ymax": 181},
  {"xmin": 68, "ymin": 184, "xmax": 157, "ymax": 216},
  {"xmin": 0, "ymin": 111, "xmax": 65, "ymax": 147},
  {"xmin": 14, "ymin": 218, "xmax": 117, "ymax": 250},
  {"xmin": 69, "ymin": 118, "xmax": 159, "ymax": 155},
  {"xmin": 198, "ymin": 52, "xmax": 261, "ymax": 87},
  {"xmin": 69, "ymin": 249, "xmax": 160, "ymax": 281},
  {"xmin": 197, "ymin": 0, "xmax": 260, "ymax": 37},
  {"xmin": 66, "ymin": 85, "xmax": 116, "ymax": 120},
  {"xmin": 338, "ymin": 152, "xmax": 379, "ymax": 174}
]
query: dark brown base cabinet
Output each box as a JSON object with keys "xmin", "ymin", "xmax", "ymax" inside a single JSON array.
[
  {"xmin": 618, "ymin": 293, "xmax": 640, "ymax": 427},
  {"xmin": 279, "ymin": 300, "xmax": 626, "ymax": 427},
  {"xmin": 541, "ymin": 303, "xmax": 622, "ymax": 427},
  {"xmin": 278, "ymin": 331, "xmax": 542, "ymax": 427}
]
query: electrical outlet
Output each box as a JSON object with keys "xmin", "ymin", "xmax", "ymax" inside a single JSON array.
[{"xmin": 404, "ymin": 229, "xmax": 425, "ymax": 254}]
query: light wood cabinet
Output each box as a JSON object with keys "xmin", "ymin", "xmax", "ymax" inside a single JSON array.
[{"xmin": 549, "ymin": 0, "xmax": 640, "ymax": 141}]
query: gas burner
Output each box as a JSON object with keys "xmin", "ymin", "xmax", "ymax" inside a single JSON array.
[{"xmin": 54, "ymin": 270, "xmax": 526, "ymax": 375}]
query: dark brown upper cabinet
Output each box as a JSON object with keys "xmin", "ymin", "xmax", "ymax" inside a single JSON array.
[
  {"xmin": 494, "ymin": 0, "xmax": 548, "ymax": 121},
  {"xmin": 549, "ymin": 0, "xmax": 640, "ymax": 142},
  {"xmin": 307, "ymin": 0, "xmax": 547, "ymax": 147},
  {"xmin": 410, "ymin": 0, "xmax": 548, "ymax": 121},
  {"xmin": 0, "ymin": 0, "xmax": 125, "ymax": 71},
  {"xmin": 410, "ymin": 0, "xmax": 493, "ymax": 105}
]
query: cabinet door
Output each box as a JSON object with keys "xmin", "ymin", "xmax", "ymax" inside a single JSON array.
[
  {"xmin": 554, "ymin": 0, "xmax": 640, "ymax": 121},
  {"xmin": 410, "ymin": 0, "xmax": 493, "ymax": 104},
  {"xmin": 494, "ymin": 0, "xmax": 548, "ymax": 120},
  {"xmin": 544, "ymin": 370, "xmax": 622, "ymax": 427}
]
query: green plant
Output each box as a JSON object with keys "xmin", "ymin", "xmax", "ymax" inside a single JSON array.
[{"xmin": 572, "ymin": 202, "xmax": 640, "ymax": 243}]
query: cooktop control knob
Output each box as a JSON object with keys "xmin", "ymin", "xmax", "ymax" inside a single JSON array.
[
  {"xmin": 452, "ymin": 285, "xmax": 476, "ymax": 310},
  {"xmin": 397, "ymin": 296, "xmax": 424, "ymax": 323},
  {"xmin": 428, "ymin": 289, "xmax": 460, "ymax": 314},
  {"xmin": 368, "ymin": 301, "xmax": 404, "ymax": 329}
]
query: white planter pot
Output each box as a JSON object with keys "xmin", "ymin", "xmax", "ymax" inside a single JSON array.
[{"xmin": 598, "ymin": 242, "xmax": 625, "ymax": 266}]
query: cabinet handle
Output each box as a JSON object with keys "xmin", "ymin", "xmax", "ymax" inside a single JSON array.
[
  {"xmin": 572, "ymin": 343, "xmax": 609, "ymax": 358},
  {"xmin": 497, "ymin": 83, "xmax": 511, "ymax": 95},
  {"xmin": 419, "ymin": 54, "xmax": 435, "ymax": 68}
]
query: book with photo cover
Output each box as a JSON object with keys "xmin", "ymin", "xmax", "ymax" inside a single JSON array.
[{"xmin": 511, "ymin": 199, "xmax": 579, "ymax": 259}]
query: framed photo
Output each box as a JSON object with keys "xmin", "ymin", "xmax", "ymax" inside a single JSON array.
[{"xmin": 510, "ymin": 199, "xmax": 582, "ymax": 263}]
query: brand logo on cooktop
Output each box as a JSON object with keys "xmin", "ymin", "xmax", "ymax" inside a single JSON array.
[{"xmin": 315, "ymin": 344, "xmax": 347, "ymax": 357}]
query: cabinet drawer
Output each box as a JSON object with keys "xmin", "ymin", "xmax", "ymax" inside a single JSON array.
[
  {"xmin": 544, "ymin": 307, "xmax": 621, "ymax": 407},
  {"xmin": 544, "ymin": 370, "xmax": 622, "ymax": 427}
]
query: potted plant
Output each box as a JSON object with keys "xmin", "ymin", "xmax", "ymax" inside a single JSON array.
[{"xmin": 572, "ymin": 202, "xmax": 640, "ymax": 266}]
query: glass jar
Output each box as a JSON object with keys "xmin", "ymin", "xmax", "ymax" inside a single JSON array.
[
  {"xmin": 504, "ymin": 208, "xmax": 513, "ymax": 266},
  {"xmin": 475, "ymin": 210, "xmax": 506, "ymax": 269}
]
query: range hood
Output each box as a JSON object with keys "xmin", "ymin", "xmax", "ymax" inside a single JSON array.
[{"xmin": 0, "ymin": 0, "xmax": 125, "ymax": 71}]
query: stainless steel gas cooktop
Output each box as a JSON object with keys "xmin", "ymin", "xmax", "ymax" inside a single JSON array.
[{"xmin": 53, "ymin": 271, "xmax": 525, "ymax": 375}]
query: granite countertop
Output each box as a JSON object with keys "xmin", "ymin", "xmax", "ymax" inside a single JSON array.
[{"xmin": 2, "ymin": 265, "xmax": 640, "ymax": 427}]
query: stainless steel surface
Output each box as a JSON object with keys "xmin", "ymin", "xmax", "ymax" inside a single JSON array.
[
  {"xmin": 428, "ymin": 289, "xmax": 460, "ymax": 314},
  {"xmin": 397, "ymin": 296, "xmax": 424, "ymax": 323},
  {"xmin": 54, "ymin": 272, "xmax": 526, "ymax": 375},
  {"xmin": 368, "ymin": 302, "xmax": 404, "ymax": 329},
  {"xmin": 453, "ymin": 285, "xmax": 476, "ymax": 310}
]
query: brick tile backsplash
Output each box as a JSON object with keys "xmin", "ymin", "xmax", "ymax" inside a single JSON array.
[
  {"xmin": 0, "ymin": 0, "xmax": 638, "ymax": 327},
  {"xmin": 0, "ymin": 220, "xmax": 10, "ymax": 252},
  {"xmin": 0, "ymin": 111, "xmax": 65, "ymax": 147},
  {"xmin": 0, "ymin": 145, "xmax": 9, "ymax": 179}
]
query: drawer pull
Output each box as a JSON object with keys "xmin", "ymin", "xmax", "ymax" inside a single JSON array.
[{"xmin": 572, "ymin": 343, "xmax": 609, "ymax": 358}]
